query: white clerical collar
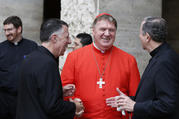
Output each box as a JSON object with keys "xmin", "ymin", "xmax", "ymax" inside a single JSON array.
[
  {"xmin": 12, "ymin": 38, "xmax": 22, "ymax": 46},
  {"xmin": 93, "ymin": 42, "xmax": 105, "ymax": 53},
  {"xmin": 13, "ymin": 42, "xmax": 18, "ymax": 45}
]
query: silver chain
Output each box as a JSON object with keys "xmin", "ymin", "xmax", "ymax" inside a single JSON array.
[{"xmin": 91, "ymin": 44, "xmax": 113, "ymax": 78}]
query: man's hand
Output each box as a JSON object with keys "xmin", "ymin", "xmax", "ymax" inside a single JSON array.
[
  {"xmin": 116, "ymin": 88, "xmax": 135, "ymax": 112},
  {"xmin": 70, "ymin": 98, "xmax": 84, "ymax": 117},
  {"xmin": 63, "ymin": 84, "xmax": 75, "ymax": 97},
  {"xmin": 106, "ymin": 88, "xmax": 135, "ymax": 113}
]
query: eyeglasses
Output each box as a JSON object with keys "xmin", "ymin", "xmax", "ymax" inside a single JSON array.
[{"xmin": 3, "ymin": 27, "xmax": 16, "ymax": 33}]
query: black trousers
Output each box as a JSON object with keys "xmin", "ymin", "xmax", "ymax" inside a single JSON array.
[{"xmin": 0, "ymin": 91, "xmax": 16, "ymax": 119}]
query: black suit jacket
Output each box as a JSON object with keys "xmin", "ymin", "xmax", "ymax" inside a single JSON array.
[
  {"xmin": 16, "ymin": 46, "xmax": 76, "ymax": 119},
  {"xmin": 133, "ymin": 43, "xmax": 179, "ymax": 119}
]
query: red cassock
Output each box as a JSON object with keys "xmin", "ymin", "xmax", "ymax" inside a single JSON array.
[{"xmin": 61, "ymin": 44, "xmax": 140, "ymax": 119}]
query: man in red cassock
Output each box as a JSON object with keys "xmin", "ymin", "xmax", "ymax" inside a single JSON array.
[{"xmin": 61, "ymin": 13, "xmax": 140, "ymax": 119}]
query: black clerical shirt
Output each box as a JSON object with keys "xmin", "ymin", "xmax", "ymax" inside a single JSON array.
[
  {"xmin": 0, "ymin": 38, "xmax": 37, "ymax": 94},
  {"xmin": 16, "ymin": 46, "xmax": 76, "ymax": 119},
  {"xmin": 133, "ymin": 42, "xmax": 179, "ymax": 119}
]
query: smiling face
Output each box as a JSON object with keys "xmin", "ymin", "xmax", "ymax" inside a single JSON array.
[
  {"xmin": 3, "ymin": 23, "xmax": 21, "ymax": 43},
  {"xmin": 92, "ymin": 19, "xmax": 116, "ymax": 51}
]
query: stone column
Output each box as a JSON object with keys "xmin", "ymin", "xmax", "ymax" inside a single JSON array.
[
  {"xmin": 0, "ymin": 0, "xmax": 43, "ymax": 43},
  {"xmin": 60, "ymin": 0, "xmax": 98, "ymax": 71},
  {"xmin": 61, "ymin": 0, "xmax": 97, "ymax": 37}
]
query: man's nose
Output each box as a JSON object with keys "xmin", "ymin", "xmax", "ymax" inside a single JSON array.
[
  {"xmin": 4, "ymin": 30, "xmax": 10, "ymax": 36},
  {"xmin": 104, "ymin": 30, "xmax": 110, "ymax": 36}
]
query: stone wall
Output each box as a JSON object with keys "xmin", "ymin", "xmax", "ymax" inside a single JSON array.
[{"xmin": 0, "ymin": 0, "xmax": 43, "ymax": 43}]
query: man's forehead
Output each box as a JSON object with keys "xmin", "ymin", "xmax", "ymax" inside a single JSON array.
[
  {"xmin": 140, "ymin": 21, "xmax": 145, "ymax": 29},
  {"xmin": 97, "ymin": 19, "xmax": 112, "ymax": 23},
  {"xmin": 95, "ymin": 20, "xmax": 116, "ymax": 28},
  {"xmin": 4, "ymin": 23, "xmax": 14, "ymax": 27},
  {"xmin": 74, "ymin": 38, "xmax": 80, "ymax": 42},
  {"xmin": 3, "ymin": 24, "xmax": 15, "ymax": 30}
]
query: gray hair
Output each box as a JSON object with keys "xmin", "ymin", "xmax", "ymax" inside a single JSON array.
[
  {"xmin": 142, "ymin": 16, "xmax": 168, "ymax": 43},
  {"xmin": 92, "ymin": 14, "xmax": 117, "ymax": 29},
  {"xmin": 40, "ymin": 18, "xmax": 68, "ymax": 42}
]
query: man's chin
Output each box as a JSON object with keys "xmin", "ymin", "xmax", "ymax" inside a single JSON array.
[
  {"xmin": 7, "ymin": 38, "xmax": 12, "ymax": 41},
  {"xmin": 60, "ymin": 50, "xmax": 66, "ymax": 56},
  {"xmin": 102, "ymin": 44, "xmax": 113, "ymax": 48},
  {"xmin": 59, "ymin": 52, "xmax": 64, "ymax": 56},
  {"xmin": 101, "ymin": 40, "xmax": 113, "ymax": 45},
  {"xmin": 7, "ymin": 38, "xmax": 15, "ymax": 42}
]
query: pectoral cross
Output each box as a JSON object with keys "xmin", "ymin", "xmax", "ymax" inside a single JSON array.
[{"xmin": 97, "ymin": 78, "xmax": 105, "ymax": 88}]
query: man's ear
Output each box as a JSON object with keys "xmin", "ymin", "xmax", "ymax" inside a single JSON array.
[
  {"xmin": 92, "ymin": 27, "xmax": 95, "ymax": 35},
  {"xmin": 146, "ymin": 32, "xmax": 151, "ymax": 42},
  {"xmin": 17, "ymin": 26, "xmax": 22, "ymax": 33},
  {"xmin": 51, "ymin": 35, "xmax": 57, "ymax": 43}
]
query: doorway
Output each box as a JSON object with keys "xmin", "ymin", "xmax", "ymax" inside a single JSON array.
[
  {"xmin": 43, "ymin": 0, "xmax": 61, "ymax": 21},
  {"xmin": 162, "ymin": 0, "xmax": 179, "ymax": 53}
]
